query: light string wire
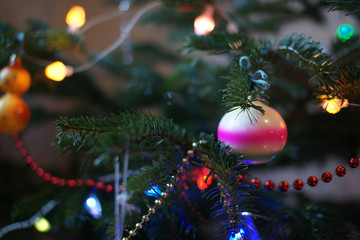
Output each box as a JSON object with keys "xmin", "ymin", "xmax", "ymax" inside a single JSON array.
[
  {"xmin": 73, "ymin": 1, "xmax": 161, "ymax": 73},
  {"xmin": 23, "ymin": 1, "xmax": 161, "ymax": 72},
  {"xmin": 117, "ymin": 146, "xmax": 130, "ymax": 240},
  {"xmin": 0, "ymin": 200, "xmax": 58, "ymax": 238}
]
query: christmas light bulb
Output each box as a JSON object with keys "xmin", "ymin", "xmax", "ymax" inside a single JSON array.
[
  {"xmin": 85, "ymin": 194, "xmax": 102, "ymax": 219},
  {"xmin": 34, "ymin": 217, "xmax": 51, "ymax": 232},
  {"xmin": 45, "ymin": 61, "xmax": 73, "ymax": 82},
  {"xmin": 337, "ymin": 24, "xmax": 355, "ymax": 42},
  {"xmin": 321, "ymin": 97, "xmax": 349, "ymax": 114},
  {"xmin": 66, "ymin": 6, "xmax": 86, "ymax": 32},
  {"xmin": 144, "ymin": 185, "xmax": 161, "ymax": 197},
  {"xmin": 229, "ymin": 228, "xmax": 245, "ymax": 240},
  {"xmin": 194, "ymin": 5, "xmax": 215, "ymax": 36},
  {"xmin": 197, "ymin": 175, "xmax": 213, "ymax": 190}
]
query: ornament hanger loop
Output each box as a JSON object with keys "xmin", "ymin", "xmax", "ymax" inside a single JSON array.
[
  {"xmin": 239, "ymin": 56, "xmax": 250, "ymax": 71},
  {"xmin": 252, "ymin": 70, "xmax": 270, "ymax": 91}
]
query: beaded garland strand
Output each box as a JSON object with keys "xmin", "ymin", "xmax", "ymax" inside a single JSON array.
[
  {"xmin": 13, "ymin": 132, "xmax": 359, "ymax": 194},
  {"xmin": 12, "ymin": 133, "xmax": 197, "ymax": 239},
  {"xmin": 235, "ymin": 158, "xmax": 359, "ymax": 192},
  {"xmin": 11, "ymin": 133, "xmax": 360, "ymax": 239}
]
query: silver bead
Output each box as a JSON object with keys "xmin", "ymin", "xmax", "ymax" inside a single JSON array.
[
  {"xmin": 142, "ymin": 215, "xmax": 150, "ymax": 221},
  {"xmin": 148, "ymin": 207, "xmax": 155, "ymax": 214},
  {"xmin": 129, "ymin": 230, "xmax": 136, "ymax": 236},
  {"xmin": 135, "ymin": 223, "xmax": 143, "ymax": 229},
  {"xmin": 155, "ymin": 199, "xmax": 162, "ymax": 206}
]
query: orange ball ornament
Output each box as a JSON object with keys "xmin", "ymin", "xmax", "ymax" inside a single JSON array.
[
  {"xmin": 0, "ymin": 93, "xmax": 31, "ymax": 133},
  {"xmin": 0, "ymin": 57, "xmax": 31, "ymax": 95}
]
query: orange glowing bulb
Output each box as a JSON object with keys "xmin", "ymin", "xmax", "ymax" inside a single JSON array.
[
  {"xmin": 321, "ymin": 97, "xmax": 349, "ymax": 114},
  {"xmin": 45, "ymin": 61, "xmax": 73, "ymax": 82},
  {"xmin": 66, "ymin": 6, "xmax": 86, "ymax": 31}
]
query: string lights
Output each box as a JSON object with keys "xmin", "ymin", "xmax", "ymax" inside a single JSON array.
[
  {"xmin": 194, "ymin": 4, "xmax": 215, "ymax": 36},
  {"xmin": 41, "ymin": 2, "xmax": 161, "ymax": 82},
  {"xmin": 45, "ymin": 61, "xmax": 74, "ymax": 82},
  {"xmin": 66, "ymin": 6, "xmax": 86, "ymax": 33},
  {"xmin": 85, "ymin": 194, "xmax": 102, "ymax": 219},
  {"xmin": 319, "ymin": 95, "xmax": 349, "ymax": 114},
  {"xmin": 34, "ymin": 217, "xmax": 51, "ymax": 233}
]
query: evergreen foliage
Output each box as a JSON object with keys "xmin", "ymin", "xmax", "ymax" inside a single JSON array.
[{"xmin": 1, "ymin": 0, "xmax": 360, "ymax": 240}]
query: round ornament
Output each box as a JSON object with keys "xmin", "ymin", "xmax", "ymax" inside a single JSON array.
[
  {"xmin": 0, "ymin": 57, "xmax": 31, "ymax": 95},
  {"xmin": 217, "ymin": 101, "xmax": 287, "ymax": 164},
  {"xmin": 0, "ymin": 93, "xmax": 31, "ymax": 133}
]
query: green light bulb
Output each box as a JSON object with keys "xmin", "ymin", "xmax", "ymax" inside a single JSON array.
[{"xmin": 337, "ymin": 24, "xmax": 355, "ymax": 42}]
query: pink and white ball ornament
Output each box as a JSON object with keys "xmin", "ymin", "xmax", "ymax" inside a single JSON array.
[{"xmin": 217, "ymin": 101, "xmax": 287, "ymax": 164}]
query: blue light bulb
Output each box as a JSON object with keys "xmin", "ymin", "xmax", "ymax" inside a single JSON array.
[
  {"xmin": 229, "ymin": 228, "xmax": 245, "ymax": 240},
  {"xmin": 85, "ymin": 194, "xmax": 102, "ymax": 219},
  {"xmin": 144, "ymin": 185, "xmax": 161, "ymax": 197}
]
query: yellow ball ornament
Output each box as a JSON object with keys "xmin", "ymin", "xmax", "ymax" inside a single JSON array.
[
  {"xmin": 0, "ymin": 93, "xmax": 31, "ymax": 134},
  {"xmin": 0, "ymin": 57, "xmax": 31, "ymax": 95}
]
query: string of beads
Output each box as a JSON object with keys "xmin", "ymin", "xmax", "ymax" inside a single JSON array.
[
  {"xmin": 12, "ymin": 133, "xmax": 117, "ymax": 192},
  {"xmin": 12, "ymin": 133, "xmax": 199, "ymax": 240},
  {"xmin": 121, "ymin": 142, "xmax": 202, "ymax": 240},
  {"xmin": 235, "ymin": 158, "xmax": 359, "ymax": 192}
]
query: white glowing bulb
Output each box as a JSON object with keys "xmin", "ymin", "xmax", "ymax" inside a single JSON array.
[
  {"xmin": 194, "ymin": 14, "xmax": 215, "ymax": 35},
  {"xmin": 86, "ymin": 197, "xmax": 97, "ymax": 208},
  {"xmin": 66, "ymin": 6, "xmax": 86, "ymax": 32},
  {"xmin": 85, "ymin": 195, "xmax": 102, "ymax": 219},
  {"xmin": 194, "ymin": 5, "xmax": 215, "ymax": 36}
]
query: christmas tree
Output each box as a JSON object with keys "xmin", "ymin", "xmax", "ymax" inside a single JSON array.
[{"xmin": 0, "ymin": 0, "xmax": 360, "ymax": 239}]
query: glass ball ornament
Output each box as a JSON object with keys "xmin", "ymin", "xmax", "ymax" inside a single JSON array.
[
  {"xmin": 0, "ymin": 93, "xmax": 31, "ymax": 134},
  {"xmin": 217, "ymin": 101, "xmax": 287, "ymax": 164},
  {"xmin": 0, "ymin": 57, "xmax": 31, "ymax": 95}
]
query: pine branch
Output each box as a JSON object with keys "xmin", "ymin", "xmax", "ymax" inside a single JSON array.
[
  {"xmin": 196, "ymin": 135, "xmax": 252, "ymax": 238},
  {"xmin": 186, "ymin": 32, "xmax": 354, "ymax": 108},
  {"xmin": 327, "ymin": 0, "xmax": 360, "ymax": 15},
  {"xmin": 0, "ymin": 23, "xmax": 16, "ymax": 52},
  {"xmin": 255, "ymin": 203, "xmax": 352, "ymax": 240},
  {"xmin": 55, "ymin": 111, "xmax": 194, "ymax": 162},
  {"xmin": 220, "ymin": 60, "xmax": 269, "ymax": 114}
]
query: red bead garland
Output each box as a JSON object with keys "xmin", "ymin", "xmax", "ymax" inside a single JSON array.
[
  {"xmin": 335, "ymin": 166, "xmax": 346, "ymax": 177},
  {"xmin": 307, "ymin": 176, "xmax": 318, "ymax": 187},
  {"xmin": 235, "ymin": 174, "xmax": 247, "ymax": 183},
  {"xmin": 348, "ymin": 158, "xmax": 359, "ymax": 168},
  {"xmin": 293, "ymin": 179, "xmax": 303, "ymax": 190},
  {"xmin": 12, "ymin": 134, "xmax": 118, "ymax": 192},
  {"xmin": 264, "ymin": 180, "xmax": 274, "ymax": 191},
  {"xmin": 251, "ymin": 178, "xmax": 260, "ymax": 188},
  {"xmin": 278, "ymin": 181, "xmax": 289, "ymax": 192},
  {"xmin": 12, "ymin": 134, "xmax": 359, "ymax": 194},
  {"xmin": 321, "ymin": 172, "xmax": 332, "ymax": 182}
]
